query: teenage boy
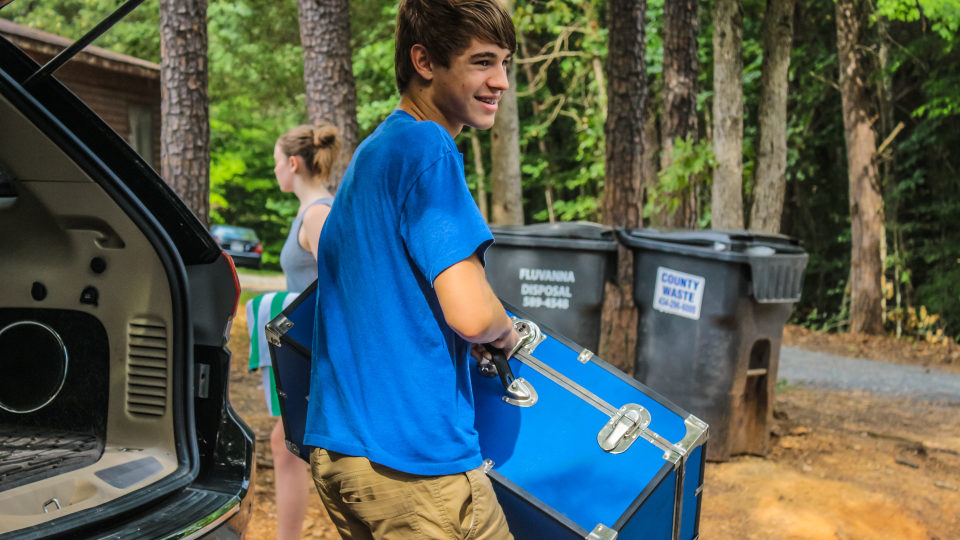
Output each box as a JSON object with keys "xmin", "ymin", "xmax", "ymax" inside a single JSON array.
[{"xmin": 303, "ymin": 0, "xmax": 519, "ymax": 538}]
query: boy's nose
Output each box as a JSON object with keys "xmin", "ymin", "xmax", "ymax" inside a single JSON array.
[{"xmin": 489, "ymin": 63, "xmax": 510, "ymax": 91}]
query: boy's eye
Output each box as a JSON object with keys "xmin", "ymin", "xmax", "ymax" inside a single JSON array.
[{"xmin": 476, "ymin": 60, "xmax": 490, "ymax": 67}]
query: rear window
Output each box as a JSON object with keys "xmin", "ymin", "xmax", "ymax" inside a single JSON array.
[{"xmin": 211, "ymin": 225, "xmax": 258, "ymax": 241}]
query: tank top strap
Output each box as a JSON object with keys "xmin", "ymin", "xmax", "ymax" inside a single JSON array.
[{"xmin": 305, "ymin": 197, "xmax": 334, "ymax": 210}]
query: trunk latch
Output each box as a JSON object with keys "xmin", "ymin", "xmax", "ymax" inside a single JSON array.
[{"xmin": 597, "ymin": 404, "xmax": 652, "ymax": 453}]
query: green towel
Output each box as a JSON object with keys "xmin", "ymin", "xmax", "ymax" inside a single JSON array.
[{"xmin": 245, "ymin": 291, "xmax": 299, "ymax": 371}]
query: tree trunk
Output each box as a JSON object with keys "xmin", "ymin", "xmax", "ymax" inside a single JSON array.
[
  {"xmin": 297, "ymin": 0, "xmax": 358, "ymax": 191},
  {"xmin": 836, "ymin": 0, "xmax": 884, "ymax": 334},
  {"xmin": 877, "ymin": 15, "xmax": 893, "ymax": 328},
  {"xmin": 750, "ymin": 0, "xmax": 795, "ymax": 233},
  {"xmin": 643, "ymin": 94, "xmax": 662, "ymax": 226},
  {"xmin": 490, "ymin": 59, "xmax": 524, "ymax": 225},
  {"xmin": 711, "ymin": 0, "xmax": 744, "ymax": 230},
  {"xmin": 159, "ymin": 0, "xmax": 209, "ymax": 225},
  {"xmin": 598, "ymin": 0, "xmax": 645, "ymax": 372},
  {"xmin": 468, "ymin": 130, "xmax": 489, "ymax": 221},
  {"xmin": 660, "ymin": 0, "xmax": 699, "ymax": 228}
]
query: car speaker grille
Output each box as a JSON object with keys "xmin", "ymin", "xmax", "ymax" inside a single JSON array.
[{"xmin": 127, "ymin": 317, "xmax": 168, "ymax": 418}]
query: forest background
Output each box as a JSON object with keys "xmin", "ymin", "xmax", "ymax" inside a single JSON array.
[{"xmin": 4, "ymin": 0, "xmax": 959, "ymax": 344}]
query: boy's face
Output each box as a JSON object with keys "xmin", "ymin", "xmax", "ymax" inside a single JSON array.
[{"xmin": 429, "ymin": 38, "xmax": 512, "ymax": 134}]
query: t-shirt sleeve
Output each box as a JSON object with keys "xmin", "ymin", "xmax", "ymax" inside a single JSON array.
[{"xmin": 400, "ymin": 150, "xmax": 493, "ymax": 285}]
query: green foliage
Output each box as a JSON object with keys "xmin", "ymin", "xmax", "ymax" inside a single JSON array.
[
  {"xmin": 876, "ymin": 0, "xmax": 960, "ymax": 44},
  {"xmin": 2, "ymin": 0, "xmax": 161, "ymax": 61},
  {"xmin": 781, "ymin": 0, "xmax": 960, "ymax": 340},
  {"xmin": 784, "ymin": 0, "xmax": 851, "ymax": 326},
  {"xmin": 205, "ymin": 0, "xmax": 307, "ymax": 268},
  {"xmin": 511, "ymin": 0, "xmax": 608, "ymax": 223},
  {"xmin": 352, "ymin": 0, "xmax": 400, "ymax": 136},
  {"xmin": 644, "ymin": 136, "xmax": 715, "ymax": 223},
  {"xmin": 877, "ymin": 9, "xmax": 960, "ymax": 339},
  {"xmin": 739, "ymin": 0, "xmax": 767, "ymax": 207},
  {"xmin": 2, "ymin": 0, "xmax": 306, "ymax": 269},
  {"xmin": 8, "ymin": 0, "xmax": 960, "ymax": 339}
]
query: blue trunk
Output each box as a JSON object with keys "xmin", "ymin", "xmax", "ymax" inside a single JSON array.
[{"xmin": 267, "ymin": 282, "xmax": 707, "ymax": 539}]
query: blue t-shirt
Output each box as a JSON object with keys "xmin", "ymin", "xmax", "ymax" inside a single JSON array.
[{"xmin": 304, "ymin": 109, "xmax": 494, "ymax": 475}]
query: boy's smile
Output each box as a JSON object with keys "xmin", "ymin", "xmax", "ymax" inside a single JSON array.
[{"xmin": 401, "ymin": 38, "xmax": 513, "ymax": 137}]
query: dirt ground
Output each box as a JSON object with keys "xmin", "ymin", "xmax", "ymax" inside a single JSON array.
[{"xmin": 227, "ymin": 309, "xmax": 960, "ymax": 539}]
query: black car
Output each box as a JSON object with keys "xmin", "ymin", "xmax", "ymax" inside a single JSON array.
[
  {"xmin": 0, "ymin": 8, "xmax": 254, "ymax": 540},
  {"xmin": 210, "ymin": 225, "xmax": 263, "ymax": 269}
]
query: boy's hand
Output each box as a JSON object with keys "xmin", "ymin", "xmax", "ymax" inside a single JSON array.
[
  {"xmin": 490, "ymin": 326, "xmax": 521, "ymax": 355},
  {"xmin": 470, "ymin": 326, "xmax": 521, "ymax": 377},
  {"xmin": 471, "ymin": 343, "xmax": 498, "ymax": 377}
]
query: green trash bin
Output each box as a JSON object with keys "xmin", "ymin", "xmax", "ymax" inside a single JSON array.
[
  {"xmin": 618, "ymin": 228, "xmax": 808, "ymax": 460},
  {"xmin": 484, "ymin": 222, "xmax": 617, "ymax": 352}
]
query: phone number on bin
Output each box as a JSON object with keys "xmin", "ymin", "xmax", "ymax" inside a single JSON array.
[{"xmin": 522, "ymin": 296, "xmax": 570, "ymax": 310}]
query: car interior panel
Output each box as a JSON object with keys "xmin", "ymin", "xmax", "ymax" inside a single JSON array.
[{"xmin": 0, "ymin": 92, "xmax": 179, "ymax": 533}]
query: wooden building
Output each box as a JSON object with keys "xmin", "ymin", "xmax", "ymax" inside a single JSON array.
[{"xmin": 0, "ymin": 18, "xmax": 161, "ymax": 168}]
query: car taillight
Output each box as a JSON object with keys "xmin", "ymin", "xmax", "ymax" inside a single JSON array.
[
  {"xmin": 223, "ymin": 251, "xmax": 242, "ymax": 317},
  {"xmin": 253, "ymin": 243, "xmax": 263, "ymax": 254}
]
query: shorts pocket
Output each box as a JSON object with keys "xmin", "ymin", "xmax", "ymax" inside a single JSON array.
[
  {"xmin": 462, "ymin": 469, "xmax": 483, "ymax": 539},
  {"xmin": 463, "ymin": 467, "xmax": 512, "ymax": 540},
  {"xmin": 337, "ymin": 468, "xmax": 416, "ymax": 523}
]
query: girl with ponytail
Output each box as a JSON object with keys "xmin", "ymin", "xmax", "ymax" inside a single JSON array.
[
  {"xmin": 250, "ymin": 122, "xmax": 341, "ymax": 539},
  {"xmin": 275, "ymin": 122, "xmax": 341, "ymax": 286}
]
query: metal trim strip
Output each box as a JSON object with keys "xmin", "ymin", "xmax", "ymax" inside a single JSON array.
[
  {"xmin": 672, "ymin": 454, "xmax": 686, "ymax": 540},
  {"xmin": 277, "ymin": 333, "xmax": 311, "ymax": 358},
  {"xmin": 281, "ymin": 280, "xmax": 318, "ymax": 318},
  {"xmin": 513, "ymin": 348, "xmax": 683, "ymax": 459},
  {"xmin": 513, "ymin": 350, "xmax": 616, "ymax": 416},
  {"xmin": 498, "ymin": 298, "xmax": 696, "ymax": 420},
  {"xmin": 180, "ymin": 496, "xmax": 242, "ymax": 540},
  {"xmin": 692, "ymin": 442, "xmax": 707, "ymax": 539}
]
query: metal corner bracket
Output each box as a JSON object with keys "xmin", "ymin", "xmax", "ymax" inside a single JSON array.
[
  {"xmin": 509, "ymin": 317, "xmax": 545, "ymax": 356},
  {"xmin": 285, "ymin": 440, "xmax": 300, "ymax": 456},
  {"xmin": 663, "ymin": 415, "xmax": 709, "ymax": 463},
  {"xmin": 265, "ymin": 315, "xmax": 294, "ymax": 347},
  {"xmin": 587, "ymin": 523, "xmax": 617, "ymax": 540}
]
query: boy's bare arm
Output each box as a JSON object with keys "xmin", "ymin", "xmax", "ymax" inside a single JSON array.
[{"xmin": 434, "ymin": 254, "xmax": 520, "ymax": 351}]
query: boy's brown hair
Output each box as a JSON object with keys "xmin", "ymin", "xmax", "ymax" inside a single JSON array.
[{"xmin": 395, "ymin": 0, "xmax": 517, "ymax": 93}]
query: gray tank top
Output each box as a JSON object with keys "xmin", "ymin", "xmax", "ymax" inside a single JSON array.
[{"xmin": 279, "ymin": 197, "xmax": 333, "ymax": 292}]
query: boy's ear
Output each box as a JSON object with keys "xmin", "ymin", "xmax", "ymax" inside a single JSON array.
[{"xmin": 410, "ymin": 44, "xmax": 435, "ymax": 82}]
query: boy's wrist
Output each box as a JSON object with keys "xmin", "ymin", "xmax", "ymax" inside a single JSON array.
[{"xmin": 490, "ymin": 326, "xmax": 520, "ymax": 355}]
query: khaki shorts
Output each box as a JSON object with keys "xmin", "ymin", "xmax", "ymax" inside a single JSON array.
[{"xmin": 310, "ymin": 448, "xmax": 513, "ymax": 540}]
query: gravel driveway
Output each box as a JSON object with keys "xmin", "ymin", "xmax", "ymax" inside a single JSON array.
[
  {"xmin": 779, "ymin": 346, "xmax": 960, "ymax": 402},
  {"xmin": 237, "ymin": 272, "xmax": 287, "ymax": 293}
]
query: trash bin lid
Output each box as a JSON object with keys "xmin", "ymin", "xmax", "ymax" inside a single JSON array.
[
  {"xmin": 617, "ymin": 228, "xmax": 806, "ymax": 259},
  {"xmin": 490, "ymin": 222, "xmax": 617, "ymax": 251},
  {"xmin": 617, "ymin": 228, "xmax": 809, "ymax": 303}
]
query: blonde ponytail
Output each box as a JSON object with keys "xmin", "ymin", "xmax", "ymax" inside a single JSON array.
[
  {"xmin": 310, "ymin": 124, "xmax": 341, "ymax": 176},
  {"xmin": 277, "ymin": 122, "xmax": 342, "ymax": 184}
]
